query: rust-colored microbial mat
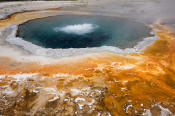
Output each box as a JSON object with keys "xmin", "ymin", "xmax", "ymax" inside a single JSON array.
[{"xmin": 0, "ymin": 10, "xmax": 175, "ymax": 116}]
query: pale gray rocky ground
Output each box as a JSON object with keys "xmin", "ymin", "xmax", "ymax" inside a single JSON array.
[
  {"xmin": 0, "ymin": 0, "xmax": 175, "ymax": 25},
  {"xmin": 0, "ymin": 1, "xmax": 83, "ymax": 19},
  {"xmin": 70, "ymin": 0, "xmax": 175, "ymax": 30}
]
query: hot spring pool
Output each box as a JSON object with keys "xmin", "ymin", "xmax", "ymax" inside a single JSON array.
[{"xmin": 16, "ymin": 15, "xmax": 151, "ymax": 49}]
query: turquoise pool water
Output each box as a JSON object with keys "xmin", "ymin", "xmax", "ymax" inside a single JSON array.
[{"xmin": 17, "ymin": 15, "xmax": 151, "ymax": 49}]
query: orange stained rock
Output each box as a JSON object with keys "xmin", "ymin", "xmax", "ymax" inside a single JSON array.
[
  {"xmin": 0, "ymin": 9, "xmax": 59, "ymax": 28},
  {"xmin": 0, "ymin": 10, "xmax": 175, "ymax": 115},
  {"xmin": 0, "ymin": 9, "xmax": 92, "ymax": 28}
]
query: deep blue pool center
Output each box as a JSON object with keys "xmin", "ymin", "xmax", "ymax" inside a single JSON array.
[{"xmin": 17, "ymin": 15, "xmax": 151, "ymax": 49}]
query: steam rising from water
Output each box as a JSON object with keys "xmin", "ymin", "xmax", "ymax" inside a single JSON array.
[{"xmin": 54, "ymin": 23, "xmax": 98, "ymax": 35}]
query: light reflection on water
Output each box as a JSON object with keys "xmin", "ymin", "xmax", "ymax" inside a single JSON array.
[{"xmin": 17, "ymin": 15, "xmax": 151, "ymax": 49}]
